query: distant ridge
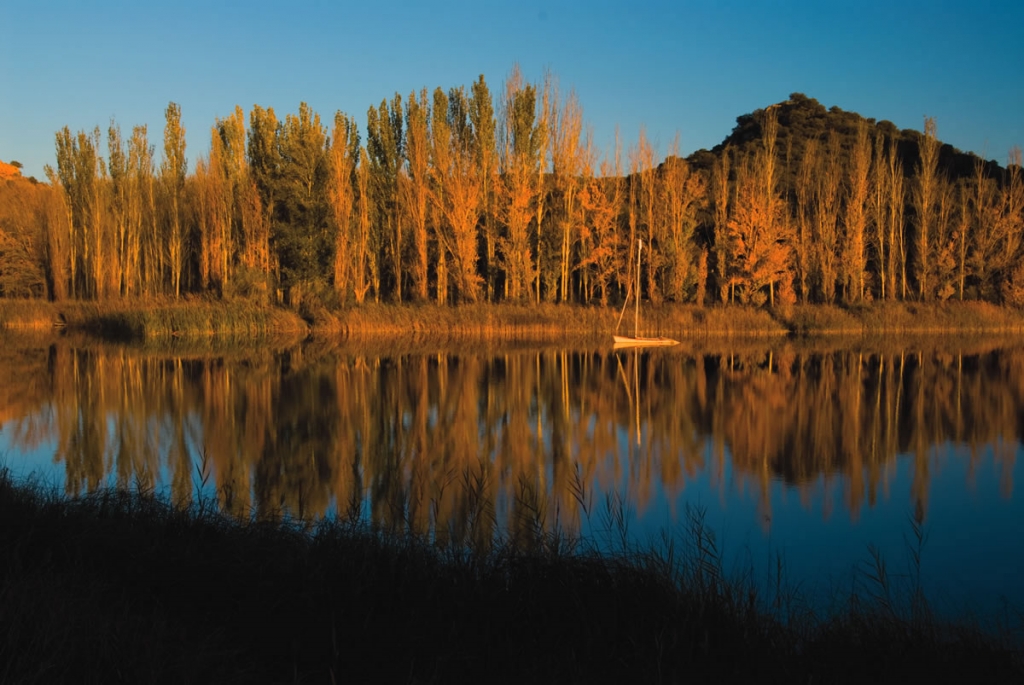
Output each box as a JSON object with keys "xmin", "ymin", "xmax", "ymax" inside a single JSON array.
[{"xmin": 686, "ymin": 92, "xmax": 1009, "ymax": 183}]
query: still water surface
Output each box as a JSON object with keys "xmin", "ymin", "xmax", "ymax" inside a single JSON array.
[{"xmin": 2, "ymin": 335, "xmax": 1022, "ymax": 618}]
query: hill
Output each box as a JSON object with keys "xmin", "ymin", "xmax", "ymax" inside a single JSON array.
[
  {"xmin": 687, "ymin": 92, "xmax": 1008, "ymax": 184},
  {"xmin": 0, "ymin": 159, "xmax": 23, "ymax": 180}
]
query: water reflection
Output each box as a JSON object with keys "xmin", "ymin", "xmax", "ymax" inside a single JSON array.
[{"xmin": 2, "ymin": 338, "xmax": 1019, "ymax": 534}]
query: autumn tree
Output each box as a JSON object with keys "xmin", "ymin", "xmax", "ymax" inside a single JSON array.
[
  {"xmin": 0, "ymin": 178, "xmax": 49, "ymax": 297},
  {"xmin": 967, "ymin": 157, "xmax": 1001, "ymax": 299},
  {"xmin": 631, "ymin": 128, "xmax": 660, "ymax": 303},
  {"xmin": 954, "ymin": 183, "xmax": 971, "ymax": 300},
  {"xmin": 534, "ymin": 73, "xmax": 552, "ymax": 302},
  {"xmin": 246, "ymin": 105, "xmax": 280, "ymax": 290},
  {"xmin": 190, "ymin": 154, "xmax": 220, "ymax": 291},
  {"xmin": 497, "ymin": 65, "xmax": 544, "ymax": 302},
  {"xmin": 658, "ymin": 136, "xmax": 706, "ymax": 302},
  {"xmin": 208, "ymin": 106, "xmax": 248, "ymax": 292},
  {"xmin": 578, "ymin": 136, "xmax": 624, "ymax": 305},
  {"xmin": 932, "ymin": 175, "xmax": 958, "ymax": 301},
  {"xmin": 999, "ymin": 147, "xmax": 1024, "ymax": 303},
  {"xmin": 812, "ymin": 131, "xmax": 842, "ymax": 303},
  {"xmin": 842, "ymin": 120, "xmax": 871, "ymax": 302},
  {"xmin": 887, "ymin": 138, "xmax": 907, "ymax": 300},
  {"xmin": 711, "ymin": 146, "xmax": 733, "ymax": 302},
  {"xmin": 162, "ymin": 102, "xmax": 187, "ymax": 298},
  {"xmin": 41, "ymin": 165, "xmax": 71, "ymax": 300},
  {"xmin": 913, "ymin": 117, "xmax": 940, "ymax": 300},
  {"xmin": 793, "ymin": 137, "xmax": 817, "ymax": 301},
  {"xmin": 547, "ymin": 84, "xmax": 585, "ymax": 303},
  {"xmin": 469, "ymin": 75, "xmax": 499, "ymax": 301},
  {"xmin": 871, "ymin": 133, "xmax": 904, "ymax": 300},
  {"xmin": 107, "ymin": 121, "xmax": 129, "ymax": 296},
  {"xmin": 51, "ymin": 126, "xmax": 106, "ymax": 299},
  {"xmin": 430, "ymin": 86, "xmax": 483, "ymax": 303},
  {"xmin": 725, "ymin": 107, "xmax": 791, "ymax": 306},
  {"xmin": 403, "ymin": 90, "xmax": 430, "ymax": 301},
  {"xmin": 327, "ymin": 111, "xmax": 359, "ymax": 300},
  {"xmin": 354, "ymin": 145, "xmax": 375, "ymax": 302}
]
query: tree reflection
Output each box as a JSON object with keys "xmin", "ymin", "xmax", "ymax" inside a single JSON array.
[{"xmin": 1, "ymin": 339, "xmax": 1020, "ymax": 538}]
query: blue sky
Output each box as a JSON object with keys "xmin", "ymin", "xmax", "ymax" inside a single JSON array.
[{"xmin": 2, "ymin": 0, "xmax": 1021, "ymax": 181}]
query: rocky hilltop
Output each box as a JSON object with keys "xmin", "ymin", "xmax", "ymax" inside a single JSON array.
[{"xmin": 0, "ymin": 160, "xmax": 22, "ymax": 179}]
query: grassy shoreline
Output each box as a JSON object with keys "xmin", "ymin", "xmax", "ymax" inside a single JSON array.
[
  {"xmin": 1, "ymin": 473, "xmax": 1021, "ymax": 684},
  {"xmin": 3, "ymin": 297, "xmax": 1024, "ymax": 342}
]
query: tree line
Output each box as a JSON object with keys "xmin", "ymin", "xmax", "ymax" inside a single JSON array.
[{"xmin": 1, "ymin": 77, "xmax": 1022, "ymax": 309}]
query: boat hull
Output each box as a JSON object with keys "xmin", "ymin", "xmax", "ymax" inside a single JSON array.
[{"xmin": 612, "ymin": 335, "xmax": 679, "ymax": 349}]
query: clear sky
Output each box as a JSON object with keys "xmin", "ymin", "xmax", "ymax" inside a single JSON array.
[{"xmin": 1, "ymin": 0, "xmax": 1021, "ymax": 181}]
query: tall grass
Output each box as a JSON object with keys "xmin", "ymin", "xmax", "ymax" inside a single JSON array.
[
  {"xmin": 1, "ymin": 468, "xmax": 1019, "ymax": 685},
  {"xmin": 5, "ymin": 297, "xmax": 1024, "ymax": 343}
]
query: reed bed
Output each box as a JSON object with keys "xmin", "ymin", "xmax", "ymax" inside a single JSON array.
[
  {"xmin": 4, "ymin": 297, "xmax": 1024, "ymax": 344},
  {"xmin": 323, "ymin": 302, "xmax": 789, "ymax": 344},
  {"xmin": 1, "ymin": 470, "xmax": 1020, "ymax": 685},
  {"xmin": 0, "ymin": 299, "xmax": 60, "ymax": 330},
  {"xmin": 780, "ymin": 301, "xmax": 1024, "ymax": 336}
]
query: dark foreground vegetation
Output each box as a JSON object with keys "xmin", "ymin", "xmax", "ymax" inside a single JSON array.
[{"xmin": 2, "ymin": 472, "xmax": 1021, "ymax": 685}]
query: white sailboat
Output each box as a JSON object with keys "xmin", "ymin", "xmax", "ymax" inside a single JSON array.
[{"xmin": 612, "ymin": 238, "xmax": 679, "ymax": 349}]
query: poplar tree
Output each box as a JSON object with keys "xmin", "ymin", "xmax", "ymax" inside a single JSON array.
[
  {"xmin": 997, "ymin": 147, "xmax": 1024, "ymax": 302},
  {"xmin": 162, "ymin": 102, "xmax": 188, "ymax": 298},
  {"xmin": 548, "ymin": 85, "xmax": 584, "ymax": 303},
  {"xmin": 843, "ymin": 120, "xmax": 871, "ymax": 302},
  {"xmin": 469, "ymin": 75, "xmax": 498, "ymax": 301},
  {"xmin": 108, "ymin": 121, "xmax": 129, "ymax": 296},
  {"xmin": 578, "ymin": 137, "xmax": 624, "ymax": 305},
  {"xmin": 404, "ymin": 90, "xmax": 431, "ymax": 301},
  {"xmin": 52, "ymin": 126, "xmax": 105, "ymax": 299},
  {"xmin": 366, "ymin": 95, "xmax": 404, "ymax": 301},
  {"xmin": 191, "ymin": 154, "xmax": 218, "ymax": 291},
  {"xmin": 42, "ymin": 163, "xmax": 71, "ymax": 300},
  {"xmin": 430, "ymin": 86, "xmax": 483, "ymax": 303},
  {"xmin": 869, "ymin": 132, "xmax": 888, "ymax": 300},
  {"xmin": 211, "ymin": 106, "xmax": 247, "ymax": 291},
  {"xmin": 725, "ymin": 108, "xmax": 790, "ymax": 306},
  {"xmin": 711, "ymin": 146, "xmax": 733, "ymax": 302},
  {"xmin": 883, "ymin": 137, "xmax": 906, "ymax": 300},
  {"xmin": 354, "ymin": 146, "xmax": 375, "ymax": 302},
  {"xmin": 794, "ymin": 137, "xmax": 816, "ymax": 301},
  {"xmin": 498, "ymin": 65, "xmax": 544, "ymax": 302},
  {"xmin": 813, "ymin": 131, "xmax": 842, "ymax": 303},
  {"xmin": 658, "ymin": 136, "xmax": 706, "ymax": 303},
  {"xmin": 636, "ymin": 129, "xmax": 660, "ymax": 303},
  {"xmin": 246, "ymin": 105, "xmax": 280, "ymax": 290},
  {"xmin": 913, "ymin": 117, "xmax": 940, "ymax": 300},
  {"xmin": 327, "ymin": 111, "xmax": 359, "ymax": 300},
  {"xmin": 125, "ymin": 125, "xmax": 158, "ymax": 297},
  {"xmin": 430, "ymin": 87, "xmax": 452, "ymax": 306}
]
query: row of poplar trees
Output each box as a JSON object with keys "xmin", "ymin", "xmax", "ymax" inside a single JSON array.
[{"xmin": 22, "ymin": 77, "xmax": 1024, "ymax": 307}]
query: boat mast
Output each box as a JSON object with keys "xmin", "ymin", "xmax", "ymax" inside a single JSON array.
[{"xmin": 634, "ymin": 239, "xmax": 642, "ymax": 338}]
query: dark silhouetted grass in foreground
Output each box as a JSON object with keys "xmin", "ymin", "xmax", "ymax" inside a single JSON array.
[{"xmin": 0, "ymin": 470, "xmax": 1021, "ymax": 685}]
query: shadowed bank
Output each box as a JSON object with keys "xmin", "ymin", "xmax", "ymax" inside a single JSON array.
[{"xmin": 1, "ymin": 471, "xmax": 1020, "ymax": 685}]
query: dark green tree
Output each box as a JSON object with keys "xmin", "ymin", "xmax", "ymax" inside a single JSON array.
[
  {"xmin": 275, "ymin": 102, "xmax": 329, "ymax": 289},
  {"xmin": 367, "ymin": 94, "xmax": 404, "ymax": 301}
]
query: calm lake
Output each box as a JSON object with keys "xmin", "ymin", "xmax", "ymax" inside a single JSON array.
[{"xmin": 2, "ymin": 333, "xmax": 1022, "ymax": 619}]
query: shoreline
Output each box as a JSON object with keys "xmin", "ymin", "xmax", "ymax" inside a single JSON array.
[
  {"xmin": 2, "ymin": 473, "xmax": 1021, "ymax": 684},
  {"xmin": 3, "ymin": 298, "xmax": 1024, "ymax": 343}
]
